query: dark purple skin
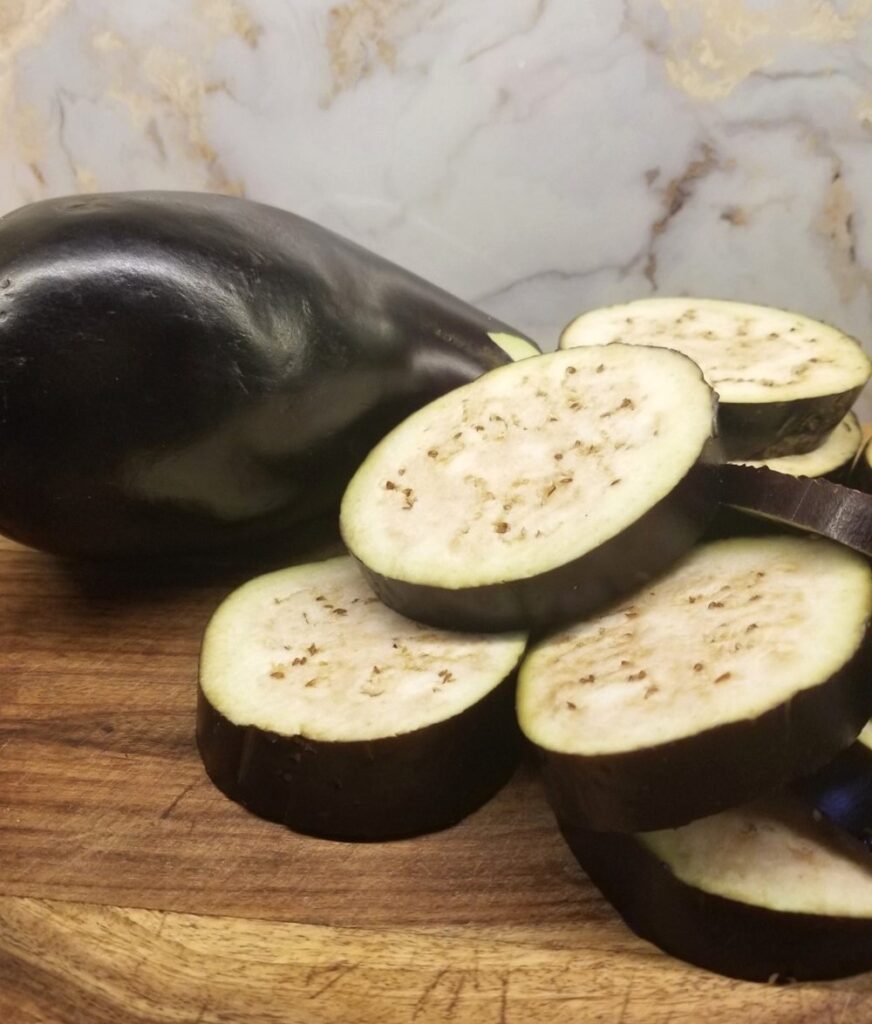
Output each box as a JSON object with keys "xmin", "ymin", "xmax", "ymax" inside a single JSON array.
[
  {"xmin": 0, "ymin": 192, "xmax": 534, "ymax": 560},
  {"xmin": 718, "ymin": 388, "xmax": 863, "ymax": 460},
  {"xmin": 353, "ymin": 450, "xmax": 722, "ymax": 634},
  {"xmin": 561, "ymin": 813, "xmax": 872, "ymax": 982},
  {"xmin": 720, "ymin": 464, "xmax": 872, "ymax": 557},
  {"xmin": 533, "ymin": 602, "xmax": 872, "ymax": 833},
  {"xmin": 196, "ymin": 669, "xmax": 521, "ymax": 842},
  {"xmin": 852, "ymin": 439, "xmax": 872, "ymax": 494}
]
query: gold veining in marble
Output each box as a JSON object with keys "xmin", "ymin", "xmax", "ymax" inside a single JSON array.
[
  {"xmin": 197, "ymin": 0, "xmax": 262, "ymax": 48},
  {"xmin": 659, "ymin": 0, "xmax": 872, "ymax": 100},
  {"xmin": 324, "ymin": 0, "xmax": 407, "ymax": 104}
]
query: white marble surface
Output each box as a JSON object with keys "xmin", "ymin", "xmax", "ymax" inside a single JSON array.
[{"xmin": 2, "ymin": 0, "xmax": 872, "ymax": 412}]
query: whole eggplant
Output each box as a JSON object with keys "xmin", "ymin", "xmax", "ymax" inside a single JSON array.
[{"xmin": 0, "ymin": 192, "xmax": 534, "ymax": 558}]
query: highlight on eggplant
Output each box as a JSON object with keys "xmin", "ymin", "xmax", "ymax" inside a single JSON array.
[
  {"xmin": 341, "ymin": 344, "xmax": 720, "ymax": 633},
  {"xmin": 196, "ymin": 555, "xmax": 527, "ymax": 841},
  {"xmin": 517, "ymin": 535, "xmax": 872, "ymax": 832},
  {"xmin": 560, "ymin": 298, "xmax": 870, "ymax": 460},
  {"xmin": 795, "ymin": 722, "xmax": 872, "ymax": 851},
  {"xmin": 563, "ymin": 795, "xmax": 872, "ymax": 982},
  {"xmin": 0, "ymin": 192, "xmax": 537, "ymax": 559}
]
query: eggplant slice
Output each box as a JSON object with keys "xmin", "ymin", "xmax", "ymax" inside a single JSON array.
[
  {"xmin": 0, "ymin": 192, "xmax": 535, "ymax": 559},
  {"xmin": 518, "ymin": 535, "xmax": 872, "ymax": 832},
  {"xmin": 197, "ymin": 556, "xmax": 527, "ymax": 841},
  {"xmin": 796, "ymin": 722, "xmax": 872, "ymax": 850},
  {"xmin": 563, "ymin": 795, "xmax": 872, "ymax": 982},
  {"xmin": 853, "ymin": 436, "xmax": 872, "ymax": 494},
  {"xmin": 720, "ymin": 464, "xmax": 872, "ymax": 557},
  {"xmin": 341, "ymin": 345, "xmax": 720, "ymax": 633},
  {"xmin": 560, "ymin": 298, "xmax": 870, "ymax": 460},
  {"xmin": 730, "ymin": 412, "xmax": 862, "ymax": 482}
]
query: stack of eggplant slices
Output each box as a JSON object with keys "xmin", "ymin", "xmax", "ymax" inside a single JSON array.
[{"xmin": 200, "ymin": 296, "xmax": 872, "ymax": 983}]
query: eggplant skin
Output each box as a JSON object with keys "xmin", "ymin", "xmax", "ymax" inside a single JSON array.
[
  {"xmin": 537, "ymin": 621, "xmax": 872, "ymax": 832},
  {"xmin": 196, "ymin": 670, "xmax": 520, "ymax": 842},
  {"xmin": 562, "ymin": 824, "xmax": 872, "ymax": 982},
  {"xmin": 853, "ymin": 439, "xmax": 872, "ymax": 494},
  {"xmin": 0, "ymin": 192, "xmax": 531, "ymax": 558},
  {"xmin": 354, "ymin": 457, "xmax": 720, "ymax": 634},
  {"xmin": 719, "ymin": 389, "xmax": 863, "ymax": 460}
]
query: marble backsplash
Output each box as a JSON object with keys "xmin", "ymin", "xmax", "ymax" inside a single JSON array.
[{"xmin": 2, "ymin": 0, "xmax": 872, "ymax": 413}]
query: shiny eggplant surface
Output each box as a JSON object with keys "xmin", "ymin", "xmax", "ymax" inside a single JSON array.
[{"xmin": 0, "ymin": 192, "xmax": 532, "ymax": 558}]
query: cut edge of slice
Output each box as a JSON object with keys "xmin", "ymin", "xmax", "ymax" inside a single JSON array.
[
  {"xmin": 562, "ymin": 795, "xmax": 872, "ymax": 981},
  {"xmin": 340, "ymin": 345, "xmax": 719, "ymax": 631}
]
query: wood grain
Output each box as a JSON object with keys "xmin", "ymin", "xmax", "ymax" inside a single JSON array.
[{"xmin": 1, "ymin": 537, "xmax": 871, "ymax": 1022}]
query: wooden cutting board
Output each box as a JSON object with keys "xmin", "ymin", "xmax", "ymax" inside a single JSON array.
[{"xmin": 1, "ymin": 536, "xmax": 871, "ymax": 1023}]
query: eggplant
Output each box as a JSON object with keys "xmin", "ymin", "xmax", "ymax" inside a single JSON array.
[
  {"xmin": 562, "ymin": 795, "xmax": 872, "ymax": 982},
  {"xmin": 853, "ymin": 436, "xmax": 872, "ymax": 494},
  {"xmin": 517, "ymin": 535, "xmax": 872, "ymax": 832},
  {"xmin": 341, "ymin": 345, "xmax": 720, "ymax": 633},
  {"xmin": 730, "ymin": 411, "xmax": 862, "ymax": 483},
  {"xmin": 196, "ymin": 555, "xmax": 527, "ymax": 840},
  {"xmin": 795, "ymin": 722, "xmax": 872, "ymax": 850},
  {"xmin": 560, "ymin": 298, "xmax": 870, "ymax": 460},
  {"xmin": 720, "ymin": 464, "xmax": 872, "ymax": 557},
  {"xmin": 0, "ymin": 192, "xmax": 535, "ymax": 559},
  {"xmin": 707, "ymin": 413, "xmax": 864, "ymax": 538}
]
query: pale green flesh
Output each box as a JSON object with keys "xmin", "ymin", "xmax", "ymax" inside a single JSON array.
[
  {"xmin": 200, "ymin": 556, "xmax": 527, "ymax": 742},
  {"xmin": 341, "ymin": 345, "xmax": 715, "ymax": 589},
  {"xmin": 517, "ymin": 536, "xmax": 872, "ymax": 755},
  {"xmin": 561, "ymin": 298, "xmax": 871, "ymax": 404},
  {"xmin": 488, "ymin": 332, "xmax": 541, "ymax": 361},
  {"xmin": 643, "ymin": 796, "xmax": 872, "ymax": 917}
]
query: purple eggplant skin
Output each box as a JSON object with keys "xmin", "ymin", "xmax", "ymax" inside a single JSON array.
[
  {"xmin": 537, "ymin": 622, "xmax": 872, "ymax": 833},
  {"xmin": 561, "ymin": 823, "xmax": 872, "ymax": 982},
  {"xmin": 0, "ymin": 192, "xmax": 533, "ymax": 559},
  {"xmin": 196, "ymin": 670, "xmax": 521, "ymax": 842},
  {"xmin": 718, "ymin": 391, "xmax": 863, "ymax": 460},
  {"xmin": 354, "ymin": 455, "xmax": 721, "ymax": 634},
  {"xmin": 853, "ymin": 439, "xmax": 872, "ymax": 494}
]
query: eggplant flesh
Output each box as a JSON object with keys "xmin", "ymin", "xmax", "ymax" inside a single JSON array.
[
  {"xmin": 0, "ymin": 192, "xmax": 534, "ymax": 558},
  {"xmin": 196, "ymin": 556, "xmax": 527, "ymax": 840},
  {"xmin": 518, "ymin": 535, "xmax": 872, "ymax": 831},
  {"xmin": 560, "ymin": 297, "xmax": 871, "ymax": 459},
  {"xmin": 341, "ymin": 345, "xmax": 720, "ymax": 632},
  {"xmin": 563, "ymin": 795, "xmax": 872, "ymax": 981}
]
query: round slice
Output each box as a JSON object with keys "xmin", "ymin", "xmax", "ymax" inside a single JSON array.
[
  {"xmin": 197, "ymin": 556, "xmax": 527, "ymax": 841},
  {"xmin": 518, "ymin": 535, "xmax": 872, "ymax": 832},
  {"xmin": 730, "ymin": 412, "xmax": 862, "ymax": 482},
  {"xmin": 341, "ymin": 345, "xmax": 720, "ymax": 632},
  {"xmin": 562, "ymin": 795, "xmax": 872, "ymax": 981},
  {"xmin": 560, "ymin": 298, "xmax": 871, "ymax": 459}
]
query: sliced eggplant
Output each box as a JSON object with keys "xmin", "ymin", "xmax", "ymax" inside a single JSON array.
[
  {"xmin": 518, "ymin": 535, "xmax": 872, "ymax": 832},
  {"xmin": 795, "ymin": 723, "xmax": 872, "ymax": 850},
  {"xmin": 730, "ymin": 412, "xmax": 862, "ymax": 483},
  {"xmin": 560, "ymin": 298, "xmax": 870, "ymax": 460},
  {"xmin": 720, "ymin": 464, "xmax": 872, "ymax": 557},
  {"xmin": 0, "ymin": 192, "xmax": 536, "ymax": 559},
  {"xmin": 196, "ymin": 555, "xmax": 527, "ymax": 841},
  {"xmin": 708, "ymin": 413, "xmax": 865, "ymax": 537},
  {"xmin": 562, "ymin": 795, "xmax": 872, "ymax": 981},
  {"xmin": 340, "ymin": 345, "xmax": 720, "ymax": 633},
  {"xmin": 853, "ymin": 436, "xmax": 872, "ymax": 494}
]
